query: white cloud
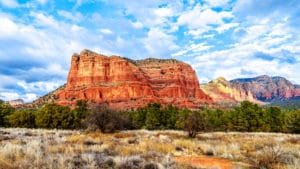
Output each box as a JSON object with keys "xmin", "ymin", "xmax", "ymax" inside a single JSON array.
[
  {"xmin": 99, "ymin": 28, "xmax": 113, "ymax": 35},
  {"xmin": 143, "ymin": 27, "xmax": 178, "ymax": 57},
  {"xmin": 0, "ymin": 0, "xmax": 19, "ymax": 8},
  {"xmin": 153, "ymin": 7, "xmax": 173, "ymax": 17},
  {"xmin": 204, "ymin": 0, "xmax": 230, "ymax": 7},
  {"xmin": 57, "ymin": 10, "xmax": 84, "ymax": 22},
  {"xmin": 178, "ymin": 6, "xmax": 233, "ymax": 29},
  {"xmin": 171, "ymin": 50, "xmax": 188, "ymax": 57},
  {"xmin": 216, "ymin": 22, "xmax": 239, "ymax": 33},
  {"xmin": 30, "ymin": 12, "xmax": 60, "ymax": 29},
  {"xmin": 131, "ymin": 21, "xmax": 143, "ymax": 29},
  {"xmin": 192, "ymin": 35, "xmax": 300, "ymax": 84},
  {"xmin": 17, "ymin": 80, "xmax": 63, "ymax": 94},
  {"xmin": 36, "ymin": 0, "xmax": 48, "ymax": 5},
  {"xmin": 0, "ymin": 92, "xmax": 38, "ymax": 102},
  {"xmin": 0, "ymin": 17, "xmax": 18, "ymax": 38},
  {"xmin": 187, "ymin": 27, "xmax": 210, "ymax": 37},
  {"xmin": 177, "ymin": 5, "xmax": 233, "ymax": 36},
  {"xmin": 0, "ymin": 92, "xmax": 20, "ymax": 101}
]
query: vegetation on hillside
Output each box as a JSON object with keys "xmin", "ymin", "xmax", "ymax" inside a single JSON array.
[{"xmin": 1, "ymin": 99, "xmax": 300, "ymax": 137}]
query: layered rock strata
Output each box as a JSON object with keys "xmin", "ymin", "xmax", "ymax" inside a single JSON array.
[{"xmin": 54, "ymin": 49, "xmax": 212, "ymax": 109}]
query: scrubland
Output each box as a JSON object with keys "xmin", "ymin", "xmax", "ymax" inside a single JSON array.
[{"xmin": 0, "ymin": 128, "xmax": 299, "ymax": 169}]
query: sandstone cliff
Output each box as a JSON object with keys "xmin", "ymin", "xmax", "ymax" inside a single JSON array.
[
  {"xmin": 51, "ymin": 49, "xmax": 212, "ymax": 109},
  {"xmin": 201, "ymin": 77, "xmax": 263, "ymax": 105},
  {"xmin": 230, "ymin": 75, "xmax": 300, "ymax": 101}
]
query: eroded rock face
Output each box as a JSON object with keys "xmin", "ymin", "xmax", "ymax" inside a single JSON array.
[
  {"xmin": 201, "ymin": 77, "xmax": 263, "ymax": 105},
  {"xmin": 230, "ymin": 75, "xmax": 300, "ymax": 101},
  {"xmin": 54, "ymin": 49, "xmax": 212, "ymax": 109}
]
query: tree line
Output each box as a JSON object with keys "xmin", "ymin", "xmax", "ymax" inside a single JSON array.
[{"xmin": 0, "ymin": 100, "xmax": 299, "ymax": 137}]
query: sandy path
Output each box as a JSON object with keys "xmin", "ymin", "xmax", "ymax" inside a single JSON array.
[{"xmin": 173, "ymin": 156, "xmax": 248, "ymax": 169}]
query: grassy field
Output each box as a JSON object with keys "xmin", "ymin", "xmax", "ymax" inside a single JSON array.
[{"xmin": 0, "ymin": 128, "xmax": 299, "ymax": 169}]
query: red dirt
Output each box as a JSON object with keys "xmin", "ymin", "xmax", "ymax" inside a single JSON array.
[{"xmin": 173, "ymin": 156, "xmax": 246, "ymax": 169}]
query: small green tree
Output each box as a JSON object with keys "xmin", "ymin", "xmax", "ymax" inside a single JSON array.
[
  {"xmin": 130, "ymin": 107, "xmax": 147, "ymax": 129},
  {"xmin": 287, "ymin": 110, "xmax": 300, "ymax": 133},
  {"xmin": 231, "ymin": 101, "xmax": 265, "ymax": 132},
  {"xmin": 204, "ymin": 109, "xmax": 225, "ymax": 131},
  {"xmin": 264, "ymin": 106, "xmax": 285, "ymax": 132},
  {"xmin": 183, "ymin": 111, "xmax": 205, "ymax": 138},
  {"xmin": 84, "ymin": 105, "xmax": 125, "ymax": 133},
  {"xmin": 144, "ymin": 103, "xmax": 162, "ymax": 130},
  {"xmin": 175, "ymin": 108, "xmax": 190, "ymax": 129},
  {"xmin": 0, "ymin": 100, "xmax": 14, "ymax": 127},
  {"xmin": 72, "ymin": 100, "xmax": 89, "ymax": 128},
  {"xmin": 162, "ymin": 104, "xmax": 179, "ymax": 129},
  {"xmin": 176, "ymin": 109, "xmax": 205, "ymax": 138}
]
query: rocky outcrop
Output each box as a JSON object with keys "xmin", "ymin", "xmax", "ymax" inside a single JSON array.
[
  {"xmin": 201, "ymin": 77, "xmax": 263, "ymax": 105},
  {"xmin": 51, "ymin": 49, "xmax": 212, "ymax": 109},
  {"xmin": 8, "ymin": 99, "xmax": 25, "ymax": 107},
  {"xmin": 230, "ymin": 75, "xmax": 300, "ymax": 101}
]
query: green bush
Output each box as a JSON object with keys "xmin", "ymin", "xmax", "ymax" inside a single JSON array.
[
  {"xmin": 8, "ymin": 109, "xmax": 35, "ymax": 128},
  {"xmin": 35, "ymin": 103, "xmax": 74, "ymax": 129}
]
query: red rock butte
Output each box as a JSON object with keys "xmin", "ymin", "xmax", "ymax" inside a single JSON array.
[{"xmin": 54, "ymin": 49, "xmax": 212, "ymax": 110}]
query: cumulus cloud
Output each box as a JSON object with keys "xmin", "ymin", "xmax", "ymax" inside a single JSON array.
[
  {"xmin": 1, "ymin": 0, "xmax": 300, "ymax": 102},
  {"xmin": 143, "ymin": 27, "xmax": 179, "ymax": 57}
]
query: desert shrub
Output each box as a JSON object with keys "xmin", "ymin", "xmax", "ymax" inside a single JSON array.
[
  {"xmin": 144, "ymin": 162, "xmax": 159, "ymax": 169},
  {"xmin": 92, "ymin": 154, "xmax": 115, "ymax": 169},
  {"xmin": 116, "ymin": 158, "xmax": 144, "ymax": 169},
  {"xmin": 177, "ymin": 110, "xmax": 205, "ymax": 138},
  {"xmin": 84, "ymin": 105, "xmax": 126, "ymax": 133},
  {"xmin": 65, "ymin": 154, "xmax": 87, "ymax": 169},
  {"xmin": 254, "ymin": 143, "xmax": 285, "ymax": 169},
  {"xmin": 8, "ymin": 109, "xmax": 36, "ymax": 128}
]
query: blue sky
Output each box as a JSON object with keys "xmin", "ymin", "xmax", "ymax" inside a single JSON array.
[{"xmin": 0, "ymin": 0, "xmax": 300, "ymax": 102}]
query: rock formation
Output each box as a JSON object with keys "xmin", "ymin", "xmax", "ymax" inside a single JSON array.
[
  {"xmin": 201, "ymin": 77, "xmax": 263, "ymax": 105},
  {"xmin": 50, "ymin": 49, "xmax": 212, "ymax": 109},
  {"xmin": 230, "ymin": 75, "xmax": 300, "ymax": 101},
  {"xmin": 8, "ymin": 99, "xmax": 25, "ymax": 108}
]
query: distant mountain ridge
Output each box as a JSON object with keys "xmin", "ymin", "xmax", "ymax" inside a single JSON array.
[
  {"xmin": 230, "ymin": 75, "xmax": 300, "ymax": 101},
  {"xmin": 201, "ymin": 75, "xmax": 300, "ymax": 106}
]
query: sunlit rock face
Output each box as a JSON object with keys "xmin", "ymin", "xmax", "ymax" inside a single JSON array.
[
  {"xmin": 54, "ymin": 49, "xmax": 212, "ymax": 110},
  {"xmin": 201, "ymin": 77, "xmax": 263, "ymax": 105}
]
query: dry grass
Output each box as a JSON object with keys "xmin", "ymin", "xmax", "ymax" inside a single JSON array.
[{"xmin": 0, "ymin": 128, "xmax": 299, "ymax": 169}]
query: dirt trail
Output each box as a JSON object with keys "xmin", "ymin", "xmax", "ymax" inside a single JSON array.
[{"xmin": 174, "ymin": 156, "xmax": 250, "ymax": 169}]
